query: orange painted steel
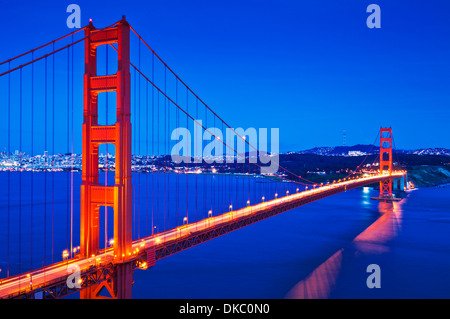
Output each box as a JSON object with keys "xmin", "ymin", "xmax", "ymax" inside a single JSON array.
[
  {"xmin": 79, "ymin": 17, "xmax": 133, "ymax": 299},
  {"xmin": 379, "ymin": 127, "xmax": 393, "ymax": 198}
]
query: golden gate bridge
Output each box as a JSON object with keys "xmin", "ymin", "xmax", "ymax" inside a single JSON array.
[{"xmin": 0, "ymin": 17, "xmax": 406, "ymax": 299}]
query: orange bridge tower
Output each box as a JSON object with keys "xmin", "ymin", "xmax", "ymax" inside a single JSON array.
[
  {"xmin": 379, "ymin": 127, "xmax": 393, "ymax": 199},
  {"xmin": 80, "ymin": 17, "xmax": 133, "ymax": 299}
]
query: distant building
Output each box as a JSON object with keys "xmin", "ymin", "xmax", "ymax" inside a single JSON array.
[{"xmin": 348, "ymin": 151, "xmax": 367, "ymax": 157}]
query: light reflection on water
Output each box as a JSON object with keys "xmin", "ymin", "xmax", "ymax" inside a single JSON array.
[
  {"xmin": 285, "ymin": 248, "xmax": 344, "ymax": 299},
  {"xmin": 353, "ymin": 199, "xmax": 404, "ymax": 254},
  {"xmin": 285, "ymin": 194, "xmax": 405, "ymax": 299},
  {"xmin": 361, "ymin": 187, "xmax": 371, "ymax": 206},
  {"xmin": 130, "ymin": 185, "xmax": 450, "ymax": 299}
]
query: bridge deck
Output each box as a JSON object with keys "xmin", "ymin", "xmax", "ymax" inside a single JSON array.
[{"xmin": 0, "ymin": 173, "xmax": 405, "ymax": 299}]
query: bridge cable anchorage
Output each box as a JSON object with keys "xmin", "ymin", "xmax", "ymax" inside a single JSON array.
[
  {"xmin": 127, "ymin": 26, "xmax": 317, "ymax": 186},
  {"xmin": 108, "ymin": 41, "xmax": 311, "ymax": 188}
]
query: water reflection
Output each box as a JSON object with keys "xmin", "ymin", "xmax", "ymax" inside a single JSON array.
[
  {"xmin": 353, "ymin": 200, "xmax": 404, "ymax": 254},
  {"xmin": 362, "ymin": 187, "xmax": 371, "ymax": 206},
  {"xmin": 285, "ymin": 195, "xmax": 405, "ymax": 299},
  {"xmin": 285, "ymin": 249, "xmax": 344, "ymax": 299}
]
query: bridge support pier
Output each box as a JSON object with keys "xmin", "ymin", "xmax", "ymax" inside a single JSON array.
[
  {"xmin": 393, "ymin": 176, "xmax": 406, "ymax": 191},
  {"xmin": 80, "ymin": 262, "xmax": 133, "ymax": 299},
  {"xmin": 115, "ymin": 262, "xmax": 134, "ymax": 299}
]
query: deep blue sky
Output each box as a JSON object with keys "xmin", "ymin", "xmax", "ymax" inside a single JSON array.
[{"xmin": 0, "ymin": 0, "xmax": 449, "ymax": 152}]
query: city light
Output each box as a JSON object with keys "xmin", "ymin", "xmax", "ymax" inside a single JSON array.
[{"xmin": 62, "ymin": 250, "xmax": 69, "ymax": 260}]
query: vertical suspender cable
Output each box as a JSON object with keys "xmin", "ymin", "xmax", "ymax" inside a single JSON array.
[
  {"xmin": 44, "ymin": 56, "xmax": 48, "ymax": 270},
  {"xmin": 243, "ymin": 137, "xmax": 245, "ymax": 207},
  {"xmin": 186, "ymin": 88, "xmax": 189, "ymax": 225},
  {"xmin": 138, "ymin": 39, "xmax": 141, "ymax": 239},
  {"xmin": 204, "ymin": 104, "xmax": 207, "ymax": 218},
  {"xmin": 71, "ymin": 35, "xmax": 74, "ymax": 259},
  {"xmin": 51, "ymin": 43, "xmax": 55, "ymax": 264},
  {"xmin": 167, "ymin": 68, "xmax": 170, "ymax": 229},
  {"xmin": 166, "ymin": 71, "xmax": 171, "ymax": 229},
  {"xmin": 133, "ymin": 67, "xmax": 136, "ymax": 237},
  {"xmin": 164, "ymin": 68, "xmax": 167, "ymax": 231},
  {"xmin": 31, "ymin": 51, "xmax": 34, "ymax": 270},
  {"xmin": 213, "ymin": 116, "xmax": 216, "ymax": 214},
  {"xmin": 7, "ymin": 61, "xmax": 11, "ymax": 277},
  {"xmin": 163, "ymin": 71, "xmax": 166, "ymax": 232},
  {"xmin": 195, "ymin": 99, "xmax": 198, "ymax": 227},
  {"xmin": 146, "ymin": 74, "xmax": 149, "ymax": 236},
  {"xmin": 248, "ymin": 137, "xmax": 250, "ymax": 206},
  {"xmin": 105, "ymin": 44, "xmax": 108, "ymax": 254},
  {"xmin": 157, "ymin": 90, "xmax": 160, "ymax": 234},
  {"xmin": 151, "ymin": 52, "xmax": 155, "ymax": 235},
  {"xmin": 19, "ymin": 68, "xmax": 22, "ymax": 278},
  {"xmin": 175, "ymin": 79, "xmax": 178, "ymax": 226},
  {"xmin": 237, "ymin": 141, "xmax": 239, "ymax": 208},
  {"xmin": 66, "ymin": 46, "xmax": 70, "ymax": 255},
  {"xmin": 222, "ymin": 121, "xmax": 225, "ymax": 214}
]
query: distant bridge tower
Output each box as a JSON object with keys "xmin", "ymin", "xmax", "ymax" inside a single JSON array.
[
  {"xmin": 80, "ymin": 17, "xmax": 133, "ymax": 299},
  {"xmin": 379, "ymin": 127, "xmax": 393, "ymax": 199}
]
